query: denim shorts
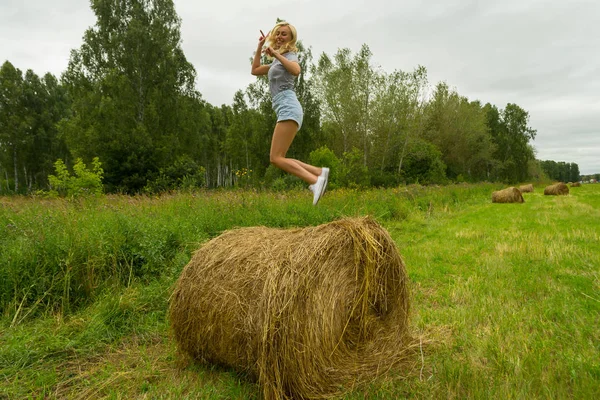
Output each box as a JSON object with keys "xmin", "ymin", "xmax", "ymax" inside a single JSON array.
[{"xmin": 272, "ymin": 90, "xmax": 303, "ymax": 130}]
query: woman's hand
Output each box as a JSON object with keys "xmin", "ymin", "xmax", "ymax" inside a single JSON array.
[
  {"xmin": 258, "ymin": 30, "xmax": 269, "ymax": 48},
  {"xmin": 251, "ymin": 30, "xmax": 271, "ymax": 76},
  {"xmin": 263, "ymin": 46, "xmax": 275, "ymax": 57}
]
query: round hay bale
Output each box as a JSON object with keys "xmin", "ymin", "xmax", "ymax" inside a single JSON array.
[
  {"xmin": 519, "ymin": 184, "xmax": 534, "ymax": 193},
  {"xmin": 570, "ymin": 182, "xmax": 581, "ymax": 187},
  {"xmin": 544, "ymin": 182, "xmax": 569, "ymax": 195},
  {"xmin": 169, "ymin": 217, "xmax": 412, "ymax": 399},
  {"xmin": 491, "ymin": 187, "xmax": 524, "ymax": 203}
]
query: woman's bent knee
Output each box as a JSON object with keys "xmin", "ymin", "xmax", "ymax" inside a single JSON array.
[{"xmin": 270, "ymin": 156, "xmax": 283, "ymax": 167}]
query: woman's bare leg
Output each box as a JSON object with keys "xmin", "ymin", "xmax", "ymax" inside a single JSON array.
[
  {"xmin": 291, "ymin": 159, "xmax": 322, "ymax": 177},
  {"xmin": 270, "ymin": 121, "xmax": 320, "ymax": 184}
]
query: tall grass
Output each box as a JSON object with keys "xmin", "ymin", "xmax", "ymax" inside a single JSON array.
[{"xmin": 0, "ymin": 184, "xmax": 494, "ymax": 321}]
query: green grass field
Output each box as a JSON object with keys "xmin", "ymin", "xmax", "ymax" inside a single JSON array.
[{"xmin": 1, "ymin": 183, "xmax": 599, "ymax": 399}]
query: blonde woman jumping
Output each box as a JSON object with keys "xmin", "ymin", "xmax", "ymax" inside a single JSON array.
[{"xmin": 251, "ymin": 22, "xmax": 328, "ymax": 205}]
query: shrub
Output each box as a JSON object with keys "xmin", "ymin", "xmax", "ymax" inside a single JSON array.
[
  {"xmin": 309, "ymin": 146, "xmax": 341, "ymax": 187},
  {"xmin": 339, "ymin": 147, "xmax": 370, "ymax": 188},
  {"xmin": 370, "ymin": 169, "xmax": 402, "ymax": 188},
  {"xmin": 47, "ymin": 157, "xmax": 104, "ymax": 197},
  {"xmin": 144, "ymin": 156, "xmax": 206, "ymax": 193},
  {"xmin": 263, "ymin": 165, "xmax": 303, "ymax": 190},
  {"xmin": 400, "ymin": 140, "xmax": 447, "ymax": 184}
]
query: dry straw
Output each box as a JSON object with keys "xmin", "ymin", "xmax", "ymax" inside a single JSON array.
[
  {"xmin": 570, "ymin": 182, "xmax": 581, "ymax": 187},
  {"xmin": 544, "ymin": 182, "xmax": 569, "ymax": 195},
  {"xmin": 519, "ymin": 184, "xmax": 534, "ymax": 193},
  {"xmin": 491, "ymin": 187, "xmax": 524, "ymax": 203},
  {"xmin": 169, "ymin": 217, "xmax": 414, "ymax": 399}
]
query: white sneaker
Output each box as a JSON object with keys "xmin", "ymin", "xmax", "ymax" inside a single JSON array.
[
  {"xmin": 309, "ymin": 175, "xmax": 327, "ymax": 205},
  {"xmin": 320, "ymin": 167, "xmax": 329, "ymax": 186}
]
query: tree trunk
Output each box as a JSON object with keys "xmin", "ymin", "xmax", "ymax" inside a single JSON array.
[
  {"xmin": 23, "ymin": 165, "xmax": 28, "ymax": 192},
  {"xmin": 137, "ymin": 42, "xmax": 145, "ymax": 124},
  {"xmin": 380, "ymin": 122, "xmax": 393, "ymax": 172},
  {"xmin": 217, "ymin": 160, "xmax": 222, "ymax": 187},
  {"xmin": 13, "ymin": 145, "xmax": 18, "ymax": 192},
  {"xmin": 398, "ymin": 133, "xmax": 409, "ymax": 174},
  {"xmin": 245, "ymin": 136, "xmax": 250, "ymax": 172}
]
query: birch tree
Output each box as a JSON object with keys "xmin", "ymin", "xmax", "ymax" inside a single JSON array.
[{"xmin": 314, "ymin": 44, "xmax": 377, "ymax": 161}]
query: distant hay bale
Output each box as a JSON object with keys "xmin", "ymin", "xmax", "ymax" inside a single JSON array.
[
  {"xmin": 544, "ymin": 182, "xmax": 569, "ymax": 195},
  {"xmin": 169, "ymin": 217, "xmax": 413, "ymax": 400},
  {"xmin": 519, "ymin": 184, "xmax": 534, "ymax": 193},
  {"xmin": 492, "ymin": 187, "xmax": 524, "ymax": 203},
  {"xmin": 570, "ymin": 182, "xmax": 581, "ymax": 187}
]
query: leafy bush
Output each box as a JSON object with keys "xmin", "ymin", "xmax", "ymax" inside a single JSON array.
[
  {"xmin": 370, "ymin": 169, "xmax": 403, "ymax": 188},
  {"xmin": 309, "ymin": 145, "xmax": 341, "ymax": 188},
  {"xmin": 263, "ymin": 165, "xmax": 303, "ymax": 190},
  {"xmin": 400, "ymin": 139, "xmax": 447, "ymax": 184},
  {"xmin": 144, "ymin": 155, "xmax": 206, "ymax": 193},
  {"xmin": 47, "ymin": 157, "xmax": 104, "ymax": 197},
  {"xmin": 339, "ymin": 147, "xmax": 370, "ymax": 188}
]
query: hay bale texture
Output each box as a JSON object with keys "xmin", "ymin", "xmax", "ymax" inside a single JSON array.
[
  {"xmin": 169, "ymin": 217, "xmax": 412, "ymax": 399},
  {"xmin": 492, "ymin": 187, "xmax": 524, "ymax": 203},
  {"xmin": 571, "ymin": 182, "xmax": 581, "ymax": 187},
  {"xmin": 519, "ymin": 184, "xmax": 534, "ymax": 193},
  {"xmin": 544, "ymin": 182, "xmax": 569, "ymax": 195}
]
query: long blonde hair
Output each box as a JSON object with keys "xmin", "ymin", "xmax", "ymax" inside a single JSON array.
[{"xmin": 268, "ymin": 22, "xmax": 298, "ymax": 54}]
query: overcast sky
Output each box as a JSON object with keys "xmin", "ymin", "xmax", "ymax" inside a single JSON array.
[{"xmin": 2, "ymin": 0, "xmax": 599, "ymax": 174}]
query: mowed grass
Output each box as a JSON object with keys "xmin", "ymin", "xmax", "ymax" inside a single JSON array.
[
  {"xmin": 390, "ymin": 185, "xmax": 600, "ymax": 399},
  {"xmin": 0, "ymin": 183, "xmax": 599, "ymax": 399}
]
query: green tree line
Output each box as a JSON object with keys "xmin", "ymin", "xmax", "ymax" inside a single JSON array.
[
  {"xmin": 539, "ymin": 160, "xmax": 581, "ymax": 183},
  {"xmin": 0, "ymin": 0, "xmax": 581, "ymax": 194}
]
